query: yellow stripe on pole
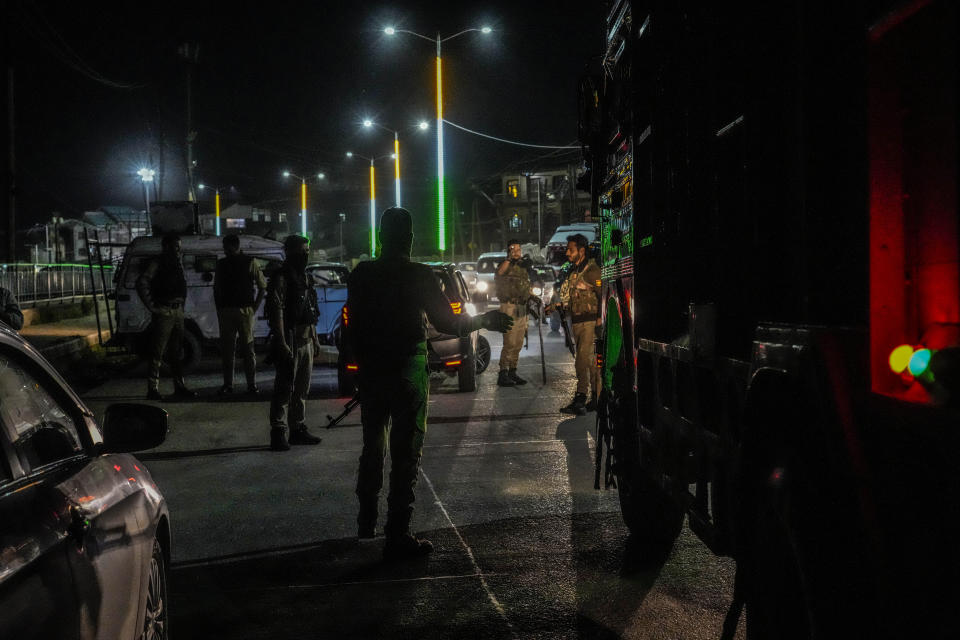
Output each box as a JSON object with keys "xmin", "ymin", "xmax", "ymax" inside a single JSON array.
[
  {"xmin": 436, "ymin": 56, "xmax": 443, "ymax": 118},
  {"xmin": 395, "ymin": 138, "xmax": 400, "ymax": 181},
  {"xmin": 301, "ymin": 181, "xmax": 306, "ymax": 211}
]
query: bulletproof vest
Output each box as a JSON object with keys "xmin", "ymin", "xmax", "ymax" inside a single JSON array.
[
  {"xmin": 279, "ymin": 264, "xmax": 319, "ymax": 327},
  {"xmin": 569, "ymin": 259, "xmax": 600, "ymax": 319},
  {"xmin": 151, "ymin": 255, "xmax": 187, "ymax": 304},
  {"xmin": 217, "ymin": 254, "xmax": 255, "ymax": 307},
  {"xmin": 495, "ymin": 261, "xmax": 531, "ymax": 303}
]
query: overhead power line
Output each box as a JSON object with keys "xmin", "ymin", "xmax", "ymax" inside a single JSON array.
[
  {"xmin": 19, "ymin": 1, "xmax": 145, "ymax": 90},
  {"xmin": 443, "ymin": 120, "xmax": 580, "ymax": 149}
]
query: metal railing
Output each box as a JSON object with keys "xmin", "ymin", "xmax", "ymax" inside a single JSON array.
[{"xmin": 0, "ymin": 263, "xmax": 115, "ymax": 303}]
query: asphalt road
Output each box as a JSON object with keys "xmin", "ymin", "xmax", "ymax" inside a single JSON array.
[{"xmin": 81, "ymin": 322, "xmax": 744, "ymax": 639}]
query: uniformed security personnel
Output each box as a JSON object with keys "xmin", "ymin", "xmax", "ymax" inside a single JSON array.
[
  {"xmin": 346, "ymin": 207, "xmax": 513, "ymax": 560},
  {"xmin": 494, "ymin": 240, "xmax": 535, "ymax": 386},
  {"xmin": 137, "ymin": 232, "xmax": 197, "ymax": 401},
  {"xmin": 552, "ymin": 233, "xmax": 602, "ymax": 414},
  {"xmin": 266, "ymin": 235, "xmax": 322, "ymax": 451},
  {"xmin": 214, "ymin": 234, "xmax": 266, "ymax": 395}
]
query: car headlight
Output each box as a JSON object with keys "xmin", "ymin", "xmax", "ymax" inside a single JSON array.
[
  {"xmin": 532, "ymin": 286, "xmax": 543, "ymax": 296},
  {"xmin": 476, "ymin": 280, "xmax": 488, "ymax": 292}
]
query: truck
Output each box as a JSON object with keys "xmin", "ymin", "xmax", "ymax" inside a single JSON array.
[{"xmin": 584, "ymin": 1, "xmax": 958, "ymax": 637}]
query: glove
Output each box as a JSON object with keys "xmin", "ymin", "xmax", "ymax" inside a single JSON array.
[
  {"xmin": 519, "ymin": 255, "xmax": 533, "ymax": 269},
  {"xmin": 477, "ymin": 310, "xmax": 514, "ymax": 333}
]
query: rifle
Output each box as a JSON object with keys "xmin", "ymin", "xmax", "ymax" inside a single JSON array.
[
  {"xmin": 537, "ymin": 300, "xmax": 547, "ymax": 383},
  {"xmin": 555, "ymin": 304, "xmax": 576, "ymax": 356},
  {"xmin": 326, "ymin": 394, "xmax": 360, "ymax": 428}
]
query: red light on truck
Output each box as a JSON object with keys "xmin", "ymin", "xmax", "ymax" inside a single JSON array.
[
  {"xmin": 346, "ymin": 364, "xmax": 358, "ymax": 371},
  {"xmin": 445, "ymin": 360, "xmax": 462, "ymax": 367}
]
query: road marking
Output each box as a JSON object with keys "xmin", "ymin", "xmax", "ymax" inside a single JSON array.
[
  {"xmin": 177, "ymin": 572, "xmax": 497, "ymax": 591},
  {"xmin": 421, "ymin": 469, "xmax": 516, "ymax": 637}
]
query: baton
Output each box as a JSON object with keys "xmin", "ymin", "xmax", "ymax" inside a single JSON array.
[{"xmin": 326, "ymin": 395, "xmax": 360, "ymax": 428}]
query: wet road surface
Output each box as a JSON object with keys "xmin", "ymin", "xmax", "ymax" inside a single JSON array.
[{"xmin": 81, "ymin": 324, "xmax": 743, "ymax": 639}]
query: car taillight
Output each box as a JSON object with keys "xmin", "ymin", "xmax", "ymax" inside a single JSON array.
[
  {"xmin": 450, "ymin": 302, "xmax": 462, "ymax": 314},
  {"xmin": 346, "ymin": 364, "xmax": 359, "ymax": 371},
  {"xmin": 445, "ymin": 360, "xmax": 462, "ymax": 367},
  {"xmin": 341, "ymin": 306, "xmax": 349, "ymax": 326}
]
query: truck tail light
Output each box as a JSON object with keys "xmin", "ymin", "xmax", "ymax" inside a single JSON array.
[{"xmin": 450, "ymin": 302, "xmax": 462, "ymax": 314}]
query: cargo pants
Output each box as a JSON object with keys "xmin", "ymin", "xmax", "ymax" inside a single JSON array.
[
  {"xmin": 147, "ymin": 305, "xmax": 185, "ymax": 392},
  {"xmin": 572, "ymin": 320, "xmax": 601, "ymax": 398},
  {"xmin": 218, "ymin": 306, "xmax": 257, "ymax": 388},
  {"xmin": 355, "ymin": 348, "xmax": 429, "ymax": 538},
  {"xmin": 498, "ymin": 302, "xmax": 528, "ymax": 371},
  {"xmin": 269, "ymin": 327, "xmax": 314, "ymax": 429}
]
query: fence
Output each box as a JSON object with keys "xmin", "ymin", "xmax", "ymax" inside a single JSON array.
[{"xmin": 0, "ymin": 263, "xmax": 115, "ymax": 304}]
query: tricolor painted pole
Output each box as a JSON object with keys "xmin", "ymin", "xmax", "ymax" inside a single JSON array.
[
  {"xmin": 300, "ymin": 178, "xmax": 307, "ymax": 237},
  {"xmin": 436, "ymin": 34, "xmax": 446, "ymax": 256},
  {"xmin": 215, "ymin": 189, "xmax": 221, "ymax": 236},
  {"xmin": 394, "ymin": 131, "xmax": 401, "ymax": 207},
  {"xmin": 369, "ymin": 160, "xmax": 376, "ymax": 258}
]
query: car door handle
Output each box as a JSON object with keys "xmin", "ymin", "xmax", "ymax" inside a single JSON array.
[{"xmin": 68, "ymin": 505, "xmax": 90, "ymax": 549}]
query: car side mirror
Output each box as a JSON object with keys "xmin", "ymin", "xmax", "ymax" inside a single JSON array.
[
  {"xmin": 202, "ymin": 272, "xmax": 214, "ymax": 283},
  {"xmin": 102, "ymin": 403, "xmax": 169, "ymax": 453}
]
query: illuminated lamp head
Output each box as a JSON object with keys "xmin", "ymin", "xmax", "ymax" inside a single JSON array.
[
  {"xmin": 889, "ymin": 344, "xmax": 915, "ymax": 374},
  {"xmin": 908, "ymin": 348, "xmax": 933, "ymax": 377}
]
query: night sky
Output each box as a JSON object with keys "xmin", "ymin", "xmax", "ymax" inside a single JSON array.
[{"xmin": 8, "ymin": 1, "xmax": 601, "ymax": 252}]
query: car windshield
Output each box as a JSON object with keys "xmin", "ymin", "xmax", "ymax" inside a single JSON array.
[
  {"xmin": 308, "ymin": 266, "xmax": 348, "ymax": 285},
  {"xmin": 458, "ymin": 263, "xmax": 476, "ymax": 271},
  {"xmin": 477, "ymin": 257, "xmax": 504, "ymax": 273}
]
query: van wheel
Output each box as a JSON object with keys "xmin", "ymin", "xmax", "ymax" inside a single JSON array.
[{"xmin": 160, "ymin": 328, "xmax": 202, "ymax": 374}]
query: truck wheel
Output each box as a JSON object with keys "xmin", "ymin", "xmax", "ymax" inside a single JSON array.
[
  {"xmin": 475, "ymin": 335, "xmax": 491, "ymax": 374},
  {"xmin": 738, "ymin": 372, "xmax": 877, "ymax": 639},
  {"xmin": 611, "ymin": 389, "xmax": 683, "ymax": 545}
]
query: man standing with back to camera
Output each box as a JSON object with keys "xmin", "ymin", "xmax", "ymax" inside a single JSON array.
[
  {"xmin": 346, "ymin": 207, "xmax": 513, "ymax": 560},
  {"xmin": 214, "ymin": 234, "xmax": 267, "ymax": 396}
]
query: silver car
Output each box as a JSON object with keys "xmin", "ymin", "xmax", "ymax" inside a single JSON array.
[
  {"xmin": 0, "ymin": 324, "xmax": 171, "ymax": 639},
  {"xmin": 475, "ymin": 252, "xmax": 506, "ymax": 304}
]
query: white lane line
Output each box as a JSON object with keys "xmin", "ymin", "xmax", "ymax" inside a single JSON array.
[
  {"xmin": 188, "ymin": 572, "xmax": 496, "ymax": 592},
  {"xmin": 420, "ymin": 469, "xmax": 516, "ymax": 637}
]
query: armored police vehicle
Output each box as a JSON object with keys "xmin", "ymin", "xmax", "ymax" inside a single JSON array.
[{"xmin": 586, "ymin": 1, "xmax": 959, "ymax": 637}]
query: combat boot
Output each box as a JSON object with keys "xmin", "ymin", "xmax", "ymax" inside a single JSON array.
[
  {"xmin": 270, "ymin": 427, "xmax": 290, "ymax": 451},
  {"xmin": 383, "ymin": 534, "xmax": 433, "ymax": 561},
  {"xmin": 560, "ymin": 393, "xmax": 588, "ymax": 415},
  {"xmin": 497, "ymin": 370, "xmax": 517, "ymax": 387},
  {"xmin": 288, "ymin": 423, "xmax": 321, "ymax": 445},
  {"xmin": 509, "ymin": 369, "xmax": 527, "ymax": 385},
  {"xmin": 585, "ymin": 394, "xmax": 598, "ymax": 412},
  {"xmin": 172, "ymin": 378, "xmax": 198, "ymax": 399}
]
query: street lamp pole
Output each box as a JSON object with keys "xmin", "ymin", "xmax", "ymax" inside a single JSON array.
[
  {"xmin": 346, "ymin": 151, "xmax": 393, "ymax": 258},
  {"xmin": 283, "ymin": 171, "xmax": 325, "ymax": 238},
  {"xmin": 198, "ymin": 183, "xmax": 222, "ymax": 236},
  {"xmin": 137, "ymin": 168, "xmax": 155, "ymax": 218},
  {"xmin": 384, "ymin": 25, "xmax": 492, "ymax": 257}
]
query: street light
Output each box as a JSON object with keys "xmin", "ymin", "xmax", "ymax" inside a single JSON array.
[
  {"xmin": 137, "ymin": 168, "xmax": 155, "ymax": 216},
  {"xmin": 361, "ymin": 118, "xmax": 429, "ymax": 208},
  {"xmin": 282, "ymin": 170, "xmax": 326, "ymax": 237},
  {"xmin": 383, "ymin": 24, "xmax": 493, "ymax": 255},
  {"xmin": 345, "ymin": 151, "xmax": 394, "ymax": 258},
  {"xmin": 197, "ymin": 183, "xmax": 224, "ymax": 236}
]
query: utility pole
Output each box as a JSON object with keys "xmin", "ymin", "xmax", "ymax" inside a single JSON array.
[
  {"xmin": 5, "ymin": 49, "xmax": 15, "ymax": 262},
  {"xmin": 179, "ymin": 43, "xmax": 199, "ymax": 203}
]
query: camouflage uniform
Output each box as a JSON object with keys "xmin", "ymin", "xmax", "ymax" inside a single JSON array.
[
  {"xmin": 494, "ymin": 261, "xmax": 532, "ymax": 372},
  {"xmin": 565, "ymin": 258, "xmax": 602, "ymax": 398}
]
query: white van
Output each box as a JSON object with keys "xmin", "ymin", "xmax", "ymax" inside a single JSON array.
[
  {"xmin": 545, "ymin": 223, "xmax": 598, "ymax": 264},
  {"xmin": 113, "ymin": 235, "xmax": 286, "ymax": 369}
]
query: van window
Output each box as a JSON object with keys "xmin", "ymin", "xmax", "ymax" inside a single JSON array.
[
  {"xmin": 547, "ymin": 229, "xmax": 596, "ymax": 245},
  {"xmin": 194, "ymin": 255, "xmax": 218, "ymax": 273},
  {"xmin": 477, "ymin": 257, "xmax": 504, "ymax": 273},
  {"xmin": 254, "ymin": 257, "xmax": 282, "ymax": 279}
]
